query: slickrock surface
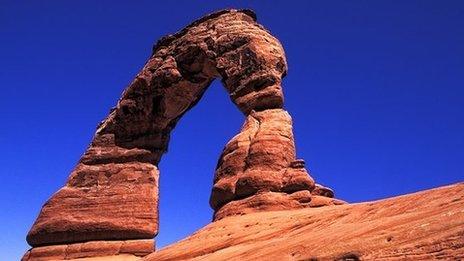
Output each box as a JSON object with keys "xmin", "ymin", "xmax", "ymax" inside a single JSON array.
[
  {"xmin": 26, "ymin": 8, "xmax": 334, "ymax": 254},
  {"xmin": 145, "ymin": 183, "xmax": 464, "ymax": 261}
]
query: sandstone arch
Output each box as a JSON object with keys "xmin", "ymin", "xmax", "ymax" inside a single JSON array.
[{"xmin": 25, "ymin": 9, "xmax": 341, "ymax": 258}]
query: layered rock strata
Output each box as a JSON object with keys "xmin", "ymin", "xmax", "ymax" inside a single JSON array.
[
  {"xmin": 210, "ymin": 109, "xmax": 341, "ymax": 220},
  {"xmin": 25, "ymin": 9, "xmax": 338, "ymax": 260},
  {"xmin": 22, "ymin": 239, "xmax": 154, "ymax": 261},
  {"xmin": 27, "ymin": 162, "xmax": 159, "ymax": 246}
]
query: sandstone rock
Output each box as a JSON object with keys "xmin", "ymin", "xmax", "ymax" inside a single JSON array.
[
  {"xmin": 281, "ymin": 165, "xmax": 315, "ymax": 193},
  {"xmin": 27, "ymin": 163, "xmax": 159, "ymax": 246},
  {"xmin": 309, "ymin": 195, "xmax": 346, "ymax": 207},
  {"xmin": 144, "ymin": 183, "xmax": 464, "ymax": 261},
  {"xmin": 22, "ymin": 239, "xmax": 154, "ymax": 260},
  {"xmin": 101, "ymin": 8, "xmax": 289, "ymax": 154},
  {"xmin": 210, "ymin": 109, "xmax": 318, "ymax": 217},
  {"xmin": 26, "ymin": 9, "xmax": 293, "ymax": 248},
  {"xmin": 23, "ymin": 9, "xmax": 463, "ymax": 261},
  {"xmin": 214, "ymin": 191, "xmax": 314, "ymax": 221},
  {"xmin": 313, "ymin": 183, "xmax": 335, "ymax": 198},
  {"xmin": 25, "ymin": 9, "xmax": 337, "ymax": 257}
]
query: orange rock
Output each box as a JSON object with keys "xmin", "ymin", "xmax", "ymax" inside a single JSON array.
[
  {"xmin": 26, "ymin": 9, "xmax": 292, "ymax": 248},
  {"xmin": 22, "ymin": 239, "xmax": 154, "ymax": 260},
  {"xmin": 211, "ymin": 109, "xmax": 320, "ymax": 217},
  {"xmin": 23, "ymin": 9, "xmax": 464, "ymax": 260},
  {"xmin": 312, "ymin": 183, "xmax": 335, "ymax": 198},
  {"xmin": 25, "ymin": 8, "xmax": 336, "ymax": 257},
  {"xmin": 27, "ymin": 163, "xmax": 159, "ymax": 246},
  {"xmin": 145, "ymin": 183, "xmax": 464, "ymax": 261}
]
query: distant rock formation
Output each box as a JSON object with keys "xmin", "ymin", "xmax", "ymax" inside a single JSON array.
[{"xmin": 24, "ymin": 9, "xmax": 340, "ymax": 260}]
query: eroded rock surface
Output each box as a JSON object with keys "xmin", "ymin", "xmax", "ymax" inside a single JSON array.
[
  {"xmin": 210, "ymin": 109, "xmax": 320, "ymax": 219},
  {"xmin": 22, "ymin": 239, "xmax": 154, "ymax": 261},
  {"xmin": 25, "ymin": 8, "xmax": 338, "ymax": 259},
  {"xmin": 27, "ymin": 163, "xmax": 159, "ymax": 246},
  {"xmin": 145, "ymin": 183, "xmax": 464, "ymax": 261}
]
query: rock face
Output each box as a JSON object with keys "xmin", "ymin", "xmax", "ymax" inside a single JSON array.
[
  {"xmin": 27, "ymin": 163, "xmax": 159, "ymax": 246},
  {"xmin": 25, "ymin": 9, "xmax": 337, "ymax": 259},
  {"xmin": 22, "ymin": 239, "xmax": 154, "ymax": 261},
  {"xmin": 23, "ymin": 9, "xmax": 464, "ymax": 261},
  {"xmin": 145, "ymin": 183, "xmax": 464, "ymax": 261},
  {"xmin": 211, "ymin": 109, "xmax": 332, "ymax": 220},
  {"xmin": 210, "ymin": 110, "xmax": 308, "ymax": 206}
]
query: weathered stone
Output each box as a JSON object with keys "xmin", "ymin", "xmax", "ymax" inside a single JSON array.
[
  {"xmin": 312, "ymin": 183, "xmax": 335, "ymax": 198},
  {"xmin": 281, "ymin": 168, "xmax": 315, "ymax": 193},
  {"xmin": 25, "ymin": 9, "xmax": 338, "ymax": 258},
  {"xmin": 22, "ymin": 9, "xmax": 464, "ymax": 261},
  {"xmin": 22, "ymin": 239, "xmax": 154, "ymax": 261},
  {"xmin": 27, "ymin": 163, "xmax": 159, "ymax": 246},
  {"xmin": 309, "ymin": 195, "xmax": 346, "ymax": 208},
  {"xmin": 214, "ymin": 191, "xmax": 314, "ymax": 221},
  {"xmin": 210, "ymin": 109, "xmax": 318, "ymax": 217},
  {"xmin": 144, "ymin": 183, "xmax": 464, "ymax": 261},
  {"xmin": 27, "ymin": 9, "xmax": 291, "ymax": 248}
]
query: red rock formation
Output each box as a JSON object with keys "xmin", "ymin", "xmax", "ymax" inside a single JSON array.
[
  {"xmin": 25, "ymin": 9, "xmax": 339, "ymax": 260},
  {"xmin": 145, "ymin": 183, "xmax": 464, "ymax": 261},
  {"xmin": 27, "ymin": 163, "xmax": 159, "ymax": 246},
  {"xmin": 24, "ymin": 183, "xmax": 464, "ymax": 260},
  {"xmin": 22, "ymin": 239, "xmax": 154, "ymax": 260},
  {"xmin": 210, "ymin": 109, "xmax": 325, "ymax": 220}
]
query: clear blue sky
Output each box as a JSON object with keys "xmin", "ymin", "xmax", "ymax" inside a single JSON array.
[{"xmin": 1, "ymin": 1, "xmax": 463, "ymax": 260}]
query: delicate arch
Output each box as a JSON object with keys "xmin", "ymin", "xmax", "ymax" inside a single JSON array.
[{"xmin": 25, "ymin": 10, "xmax": 339, "ymax": 256}]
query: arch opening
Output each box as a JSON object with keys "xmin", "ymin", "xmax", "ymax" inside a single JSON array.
[
  {"xmin": 24, "ymin": 9, "xmax": 340, "ymax": 257},
  {"xmin": 156, "ymin": 79, "xmax": 242, "ymax": 248}
]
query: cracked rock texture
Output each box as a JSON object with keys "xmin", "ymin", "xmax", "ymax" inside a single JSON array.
[
  {"xmin": 210, "ymin": 109, "xmax": 321, "ymax": 219},
  {"xmin": 25, "ymin": 9, "xmax": 338, "ymax": 260}
]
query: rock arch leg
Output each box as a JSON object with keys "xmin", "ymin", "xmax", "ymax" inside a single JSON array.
[
  {"xmin": 24, "ymin": 9, "xmax": 343, "ymax": 260},
  {"xmin": 211, "ymin": 109, "xmax": 316, "ymax": 220}
]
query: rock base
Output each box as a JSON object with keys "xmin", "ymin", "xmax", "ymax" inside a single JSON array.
[
  {"xmin": 214, "ymin": 191, "xmax": 346, "ymax": 220},
  {"xmin": 145, "ymin": 183, "xmax": 464, "ymax": 261},
  {"xmin": 22, "ymin": 239, "xmax": 154, "ymax": 261},
  {"xmin": 27, "ymin": 163, "xmax": 159, "ymax": 246}
]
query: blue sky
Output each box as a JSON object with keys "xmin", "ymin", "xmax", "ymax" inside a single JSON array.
[{"xmin": 1, "ymin": 1, "xmax": 463, "ymax": 260}]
